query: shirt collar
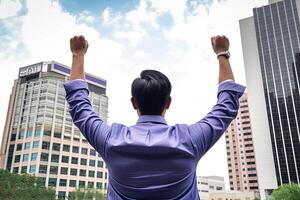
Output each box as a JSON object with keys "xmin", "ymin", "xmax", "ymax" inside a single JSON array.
[{"xmin": 136, "ymin": 115, "xmax": 168, "ymax": 125}]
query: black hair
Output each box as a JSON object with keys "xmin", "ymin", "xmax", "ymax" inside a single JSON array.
[{"xmin": 131, "ymin": 70, "xmax": 172, "ymax": 115}]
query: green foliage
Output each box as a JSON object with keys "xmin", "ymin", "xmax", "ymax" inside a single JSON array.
[
  {"xmin": 68, "ymin": 187, "xmax": 106, "ymax": 200},
  {"xmin": 0, "ymin": 169, "xmax": 55, "ymax": 200},
  {"xmin": 272, "ymin": 183, "xmax": 300, "ymax": 200}
]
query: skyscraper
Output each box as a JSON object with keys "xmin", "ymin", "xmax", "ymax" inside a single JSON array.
[
  {"xmin": 225, "ymin": 93, "xmax": 259, "ymax": 195},
  {"xmin": 240, "ymin": 0, "xmax": 300, "ymax": 198},
  {"xmin": 0, "ymin": 61, "xmax": 109, "ymax": 199}
]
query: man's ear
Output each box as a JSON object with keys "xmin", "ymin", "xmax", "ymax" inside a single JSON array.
[
  {"xmin": 165, "ymin": 96, "xmax": 172, "ymax": 109},
  {"xmin": 131, "ymin": 97, "xmax": 138, "ymax": 110}
]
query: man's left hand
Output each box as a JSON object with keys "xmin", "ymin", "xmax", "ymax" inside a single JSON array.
[{"xmin": 70, "ymin": 35, "xmax": 89, "ymax": 56}]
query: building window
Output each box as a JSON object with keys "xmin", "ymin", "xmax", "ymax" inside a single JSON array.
[
  {"xmin": 80, "ymin": 158, "xmax": 87, "ymax": 166},
  {"xmin": 60, "ymin": 167, "xmax": 68, "ymax": 175},
  {"xmin": 70, "ymin": 168, "xmax": 77, "ymax": 176},
  {"xmin": 50, "ymin": 166, "xmax": 58, "ymax": 175},
  {"xmin": 80, "ymin": 170, "xmax": 86, "ymax": 177},
  {"xmin": 64, "ymin": 135, "xmax": 71, "ymax": 140},
  {"xmin": 31, "ymin": 153, "xmax": 38, "ymax": 161},
  {"xmin": 69, "ymin": 180, "xmax": 76, "ymax": 187},
  {"xmin": 88, "ymin": 182, "xmax": 94, "ymax": 188},
  {"xmin": 52, "ymin": 143, "xmax": 60, "ymax": 151},
  {"xmin": 53, "ymin": 131, "xmax": 61, "ymax": 138},
  {"xmin": 23, "ymin": 154, "xmax": 29, "ymax": 162},
  {"xmin": 79, "ymin": 181, "xmax": 85, "ymax": 188},
  {"xmin": 24, "ymin": 142, "xmax": 31, "ymax": 150},
  {"xmin": 90, "ymin": 149, "xmax": 96, "ymax": 156},
  {"xmin": 72, "ymin": 146, "xmax": 79, "ymax": 153},
  {"xmin": 97, "ymin": 161, "xmax": 103, "ymax": 168},
  {"xmin": 13, "ymin": 167, "xmax": 19, "ymax": 173},
  {"xmin": 61, "ymin": 156, "xmax": 69, "ymax": 163},
  {"xmin": 26, "ymin": 131, "xmax": 32, "ymax": 138},
  {"xmin": 40, "ymin": 153, "xmax": 49, "ymax": 161},
  {"xmin": 216, "ymin": 186, "xmax": 223, "ymax": 190},
  {"xmin": 18, "ymin": 132, "xmax": 25, "ymax": 139},
  {"xmin": 48, "ymin": 178, "xmax": 57, "ymax": 187},
  {"xmin": 43, "ymin": 125, "xmax": 52, "ymax": 136},
  {"xmin": 14, "ymin": 155, "xmax": 21, "ymax": 163},
  {"xmin": 58, "ymin": 191, "xmax": 66, "ymax": 199},
  {"xmin": 29, "ymin": 165, "xmax": 36, "ymax": 173},
  {"xmin": 59, "ymin": 179, "xmax": 67, "ymax": 187},
  {"xmin": 42, "ymin": 141, "xmax": 50, "ymax": 150},
  {"xmin": 96, "ymin": 182, "xmax": 102, "ymax": 189},
  {"xmin": 39, "ymin": 165, "xmax": 47, "ymax": 174},
  {"xmin": 10, "ymin": 134, "xmax": 16, "ymax": 141},
  {"xmin": 34, "ymin": 128, "xmax": 41, "ymax": 137},
  {"xmin": 51, "ymin": 154, "xmax": 59, "ymax": 163},
  {"xmin": 249, "ymin": 180, "xmax": 258, "ymax": 183},
  {"xmin": 89, "ymin": 160, "xmax": 95, "ymax": 167},
  {"xmin": 97, "ymin": 171, "xmax": 103, "ymax": 178},
  {"xmin": 32, "ymin": 141, "xmax": 39, "ymax": 148},
  {"xmin": 16, "ymin": 143, "xmax": 22, "ymax": 151},
  {"xmin": 62, "ymin": 144, "xmax": 70, "ymax": 152},
  {"xmin": 81, "ymin": 148, "xmax": 88, "ymax": 155},
  {"xmin": 88, "ymin": 170, "xmax": 95, "ymax": 177},
  {"xmin": 71, "ymin": 157, "xmax": 78, "ymax": 164},
  {"xmin": 21, "ymin": 166, "xmax": 27, "ymax": 173}
]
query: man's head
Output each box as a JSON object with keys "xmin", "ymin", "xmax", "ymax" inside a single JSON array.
[{"xmin": 131, "ymin": 70, "xmax": 172, "ymax": 116}]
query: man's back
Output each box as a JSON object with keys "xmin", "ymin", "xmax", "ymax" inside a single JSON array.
[
  {"xmin": 64, "ymin": 79, "xmax": 245, "ymax": 199},
  {"xmin": 106, "ymin": 118, "xmax": 198, "ymax": 199}
]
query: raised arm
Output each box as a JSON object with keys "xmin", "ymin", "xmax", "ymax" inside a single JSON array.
[
  {"xmin": 188, "ymin": 36, "xmax": 245, "ymax": 160},
  {"xmin": 211, "ymin": 35, "xmax": 234, "ymax": 83},
  {"xmin": 70, "ymin": 35, "xmax": 88, "ymax": 80},
  {"xmin": 64, "ymin": 35, "xmax": 110, "ymax": 158}
]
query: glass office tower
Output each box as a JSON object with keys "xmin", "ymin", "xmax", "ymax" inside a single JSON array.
[
  {"xmin": 253, "ymin": 0, "xmax": 300, "ymax": 185},
  {"xmin": 240, "ymin": 0, "xmax": 300, "ymax": 198},
  {"xmin": 0, "ymin": 61, "xmax": 109, "ymax": 199}
]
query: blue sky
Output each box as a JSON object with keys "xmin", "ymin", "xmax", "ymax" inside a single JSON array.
[
  {"xmin": 0, "ymin": 0, "xmax": 268, "ymax": 187},
  {"xmin": 59, "ymin": 0, "xmax": 140, "ymax": 14}
]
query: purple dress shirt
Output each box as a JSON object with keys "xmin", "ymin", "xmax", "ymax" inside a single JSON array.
[{"xmin": 64, "ymin": 80, "xmax": 245, "ymax": 200}]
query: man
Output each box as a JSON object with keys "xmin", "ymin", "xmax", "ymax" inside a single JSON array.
[{"xmin": 64, "ymin": 35, "xmax": 245, "ymax": 199}]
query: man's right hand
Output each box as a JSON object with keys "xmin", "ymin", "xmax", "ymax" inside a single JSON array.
[{"xmin": 211, "ymin": 35, "xmax": 229, "ymax": 54}]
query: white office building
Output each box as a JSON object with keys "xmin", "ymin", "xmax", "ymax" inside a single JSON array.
[{"xmin": 0, "ymin": 61, "xmax": 109, "ymax": 199}]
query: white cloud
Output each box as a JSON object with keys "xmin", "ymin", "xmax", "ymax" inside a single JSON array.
[
  {"xmin": 76, "ymin": 11, "xmax": 95, "ymax": 25},
  {"xmin": 0, "ymin": 0, "xmax": 21, "ymax": 19}
]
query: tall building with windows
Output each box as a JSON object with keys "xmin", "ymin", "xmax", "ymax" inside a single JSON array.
[
  {"xmin": 0, "ymin": 61, "xmax": 109, "ymax": 199},
  {"xmin": 240, "ymin": 0, "xmax": 300, "ymax": 198},
  {"xmin": 225, "ymin": 93, "xmax": 259, "ymax": 196}
]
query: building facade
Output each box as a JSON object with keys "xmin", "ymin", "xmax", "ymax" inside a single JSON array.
[
  {"xmin": 197, "ymin": 176, "xmax": 225, "ymax": 200},
  {"xmin": 209, "ymin": 191, "xmax": 255, "ymax": 200},
  {"xmin": 225, "ymin": 94, "xmax": 259, "ymax": 195},
  {"xmin": 240, "ymin": 0, "xmax": 300, "ymax": 198},
  {"xmin": 0, "ymin": 61, "xmax": 109, "ymax": 199}
]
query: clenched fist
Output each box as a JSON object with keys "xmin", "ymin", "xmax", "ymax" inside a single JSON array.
[
  {"xmin": 70, "ymin": 35, "xmax": 89, "ymax": 56},
  {"xmin": 211, "ymin": 35, "xmax": 229, "ymax": 54}
]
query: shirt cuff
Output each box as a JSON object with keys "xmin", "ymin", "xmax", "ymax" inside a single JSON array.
[
  {"xmin": 219, "ymin": 79, "xmax": 234, "ymax": 86},
  {"xmin": 64, "ymin": 79, "xmax": 89, "ymax": 95},
  {"xmin": 217, "ymin": 81, "xmax": 246, "ymax": 98}
]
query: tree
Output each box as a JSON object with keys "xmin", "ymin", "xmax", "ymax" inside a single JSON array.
[
  {"xmin": 272, "ymin": 183, "xmax": 300, "ymax": 200},
  {"xmin": 68, "ymin": 188, "xmax": 106, "ymax": 200},
  {"xmin": 0, "ymin": 169, "xmax": 55, "ymax": 200}
]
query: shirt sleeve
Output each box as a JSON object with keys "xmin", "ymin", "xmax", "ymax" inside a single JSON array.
[
  {"xmin": 188, "ymin": 81, "xmax": 246, "ymax": 160},
  {"xmin": 64, "ymin": 79, "xmax": 110, "ymax": 158}
]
